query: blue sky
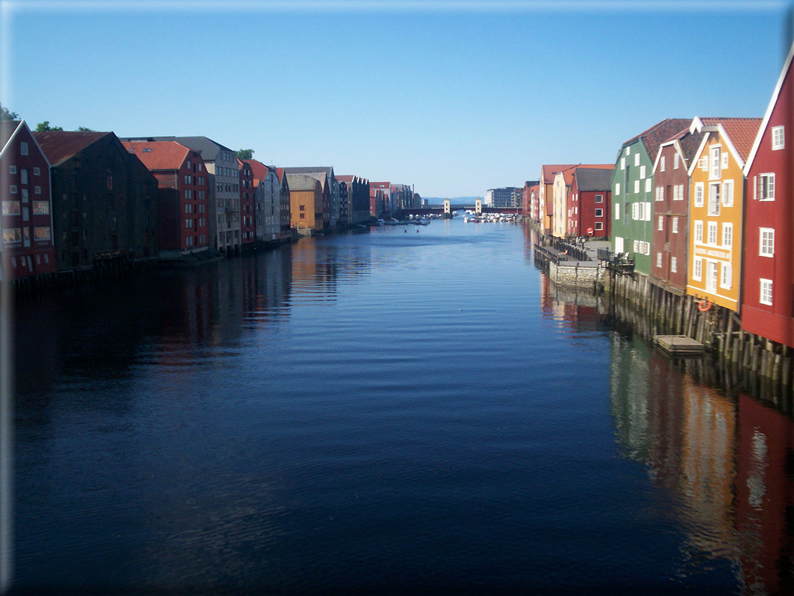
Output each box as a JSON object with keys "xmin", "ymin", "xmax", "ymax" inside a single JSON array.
[{"xmin": 2, "ymin": 1, "xmax": 791, "ymax": 197}]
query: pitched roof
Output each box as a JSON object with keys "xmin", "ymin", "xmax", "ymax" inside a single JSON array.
[
  {"xmin": 701, "ymin": 117, "xmax": 762, "ymax": 162},
  {"xmin": 243, "ymin": 159, "xmax": 273, "ymax": 183},
  {"xmin": 0, "ymin": 120, "xmax": 21, "ymax": 153},
  {"xmin": 120, "ymin": 136, "xmax": 233, "ymax": 161},
  {"xmin": 33, "ymin": 130, "xmax": 111, "ymax": 167},
  {"xmin": 283, "ymin": 166, "xmax": 334, "ymax": 180},
  {"xmin": 336, "ymin": 175, "xmax": 357, "ymax": 183},
  {"xmin": 542, "ymin": 165, "xmax": 576, "ymax": 183},
  {"xmin": 286, "ymin": 173, "xmax": 320, "ymax": 192},
  {"xmin": 574, "ymin": 167, "xmax": 613, "ymax": 191},
  {"xmin": 121, "ymin": 140, "xmax": 189, "ymax": 171},
  {"xmin": 623, "ymin": 118, "xmax": 691, "ymax": 163}
]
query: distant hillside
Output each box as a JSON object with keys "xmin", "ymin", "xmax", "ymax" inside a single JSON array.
[{"xmin": 422, "ymin": 196, "xmax": 481, "ymax": 205}]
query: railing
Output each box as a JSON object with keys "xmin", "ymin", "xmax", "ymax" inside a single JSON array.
[
  {"xmin": 597, "ymin": 249, "xmax": 635, "ymax": 274},
  {"xmin": 551, "ymin": 237, "xmax": 589, "ymax": 262}
]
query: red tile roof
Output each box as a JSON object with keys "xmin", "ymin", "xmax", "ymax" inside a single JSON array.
[
  {"xmin": 336, "ymin": 175, "xmax": 357, "ymax": 183},
  {"xmin": 121, "ymin": 140, "xmax": 189, "ymax": 171},
  {"xmin": 623, "ymin": 118, "xmax": 691, "ymax": 163},
  {"xmin": 701, "ymin": 117, "xmax": 762, "ymax": 162},
  {"xmin": 33, "ymin": 130, "xmax": 111, "ymax": 167},
  {"xmin": 541, "ymin": 165, "xmax": 576, "ymax": 183},
  {"xmin": 243, "ymin": 159, "xmax": 272, "ymax": 183}
]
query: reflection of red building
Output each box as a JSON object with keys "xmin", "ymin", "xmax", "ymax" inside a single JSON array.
[{"xmin": 735, "ymin": 393, "xmax": 794, "ymax": 595}]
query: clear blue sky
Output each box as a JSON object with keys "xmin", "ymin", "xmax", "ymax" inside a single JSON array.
[{"xmin": 2, "ymin": 1, "xmax": 791, "ymax": 197}]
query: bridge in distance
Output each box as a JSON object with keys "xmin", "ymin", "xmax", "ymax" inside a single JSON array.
[{"xmin": 401, "ymin": 205, "xmax": 521, "ymax": 216}]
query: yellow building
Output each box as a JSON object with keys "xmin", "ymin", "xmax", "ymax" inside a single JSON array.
[
  {"xmin": 286, "ymin": 173, "xmax": 324, "ymax": 235},
  {"xmin": 687, "ymin": 118, "xmax": 761, "ymax": 311}
]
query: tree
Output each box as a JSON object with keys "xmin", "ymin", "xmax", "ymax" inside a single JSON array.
[
  {"xmin": 236, "ymin": 149, "xmax": 254, "ymax": 160},
  {"xmin": 76, "ymin": 126, "xmax": 94, "ymax": 132},
  {"xmin": 0, "ymin": 104, "xmax": 19, "ymax": 121},
  {"xmin": 36, "ymin": 121, "xmax": 63, "ymax": 132}
]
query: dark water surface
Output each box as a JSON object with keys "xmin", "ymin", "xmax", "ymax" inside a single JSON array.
[{"xmin": 10, "ymin": 220, "xmax": 794, "ymax": 595}]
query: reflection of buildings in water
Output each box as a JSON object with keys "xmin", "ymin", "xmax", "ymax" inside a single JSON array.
[
  {"xmin": 609, "ymin": 334, "xmax": 652, "ymax": 461},
  {"xmin": 523, "ymin": 223, "xmax": 540, "ymax": 264},
  {"xmin": 240, "ymin": 248, "xmax": 293, "ymax": 323},
  {"xmin": 290, "ymin": 238, "xmax": 373, "ymax": 302},
  {"xmin": 539, "ymin": 275, "xmax": 605, "ymax": 332},
  {"xmin": 734, "ymin": 393, "xmax": 794, "ymax": 595}
]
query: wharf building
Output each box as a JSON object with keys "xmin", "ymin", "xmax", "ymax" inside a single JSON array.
[
  {"xmin": 122, "ymin": 136, "xmax": 241, "ymax": 255},
  {"xmin": 246, "ymin": 159, "xmax": 281, "ymax": 244},
  {"xmin": 370, "ymin": 182, "xmax": 391, "ymax": 217},
  {"xmin": 283, "ymin": 167, "xmax": 338, "ymax": 229},
  {"xmin": 121, "ymin": 140, "xmax": 210, "ymax": 260},
  {"xmin": 286, "ymin": 173, "xmax": 327, "ymax": 235},
  {"xmin": 0, "ymin": 120, "xmax": 57, "ymax": 281},
  {"xmin": 239, "ymin": 159, "xmax": 256, "ymax": 248},
  {"xmin": 540, "ymin": 166, "xmax": 575, "ymax": 234},
  {"xmin": 274, "ymin": 168, "xmax": 292, "ymax": 238},
  {"xmin": 35, "ymin": 130, "xmax": 159, "ymax": 273},
  {"xmin": 567, "ymin": 167, "xmax": 612, "ymax": 239}
]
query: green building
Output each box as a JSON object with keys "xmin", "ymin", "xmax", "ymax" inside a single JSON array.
[{"xmin": 610, "ymin": 119, "xmax": 690, "ymax": 276}]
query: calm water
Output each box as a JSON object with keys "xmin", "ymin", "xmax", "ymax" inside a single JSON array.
[{"xmin": 9, "ymin": 219, "xmax": 794, "ymax": 595}]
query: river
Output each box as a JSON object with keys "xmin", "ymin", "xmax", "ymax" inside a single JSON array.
[{"xmin": 9, "ymin": 219, "xmax": 794, "ymax": 595}]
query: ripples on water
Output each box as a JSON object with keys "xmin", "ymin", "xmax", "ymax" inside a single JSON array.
[{"xmin": 10, "ymin": 220, "xmax": 794, "ymax": 594}]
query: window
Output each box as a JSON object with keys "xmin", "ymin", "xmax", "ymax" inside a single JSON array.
[
  {"xmin": 33, "ymin": 227, "xmax": 50, "ymax": 241},
  {"xmin": 674, "ymin": 185, "xmax": 684, "ymax": 201},
  {"xmin": 760, "ymin": 227, "xmax": 774, "ymax": 257},
  {"xmin": 660, "ymin": 156, "xmax": 666, "ymax": 172},
  {"xmin": 595, "ymin": 208, "xmax": 603, "ymax": 218},
  {"xmin": 634, "ymin": 180, "xmax": 640, "ymax": 193},
  {"xmin": 756, "ymin": 174, "xmax": 775, "ymax": 200},
  {"xmin": 672, "ymin": 217, "xmax": 678, "ymax": 233},
  {"xmin": 721, "ymin": 180, "xmax": 733, "ymax": 207},
  {"xmin": 721, "ymin": 153, "xmax": 729, "ymax": 169},
  {"xmin": 620, "ymin": 157, "xmax": 625, "ymax": 170},
  {"xmin": 640, "ymin": 165, "xmax": 646, "ymax": 179},
  {"xmin": 300, "ymin": 213, "xmax": 305, "ymax": 219},
  {"xmin": 633, "ymin": 239, "xmax": 639, "ymax": 253},
  {"xmin": 9, "ymin": 165, "xmax": 16, "ymax": 175},
  {"xmin": 694, "ymin": 183, "xmax": 704, "ymax": 207},
  {"xmin": 20, "ymin": 169, "xmax": 28, "ymax": 184},
  {"xmin": 615, "ymin": 183, "xmax": 621, "ymax": 196},
  {"xmin": 658, "ymin": 216, "xmax": 664, "ymax": 231},
  {"xmin": 33, "ymin": 201, "xmax": 49, "ymax": 215},
  {"xmin": 644, "ymin": 179, "xmax": 651, "ymax": 193},
  {"xmin": 2, "ymin": 228, "xmax": 21, "ymax": 243},
  {"xmin": 595, "ymin": 222, "xmax": 603, "ymax": 231},
  {"xmin": 674, "ymin": 154, "xmax": 680, "ymax": 169},
  {"xmin": 655, "ymin": 187, "xmax": 664, "ymax": 201},
  {"xmin": 656, "ymin": 252, "xmax": 662, "ymax": 268},
  {"xmin": 772, "ymin": 126, "xmax": 785, "ymax": 150},
  {"xmin": 722, "ymin": 223, "xmax": 733, "ymax": 248},
  {"xmin": 671, "ymin": 257, "xmax": 677, "ymax": 273},
  {"xmin": 708, "ymin": 221, "xmax": 718, "ymax": 245},
  {"xmin": 760, "ymin": 279, "xmax": 773, "ymax": 305},
  {"xmin": 700, "ymin": 156, "xmax": 709, "ymax": 172},
  {"xmin": 1, "ymin": 201, "xmax": 19, "ymax": 215},
  {"xmin": 708, "ymin": 183, "xmax": 720, "ymax": 216},
  {"xmin": 634, "ymin": 153, "xmax": 640, "ymax": 167},
  {"xmin": 595, "ymin": 195, "xmax": 603, "ymax": 203},
  {"xmin": 645, "ymin": 202, "xmax": 651, "ymax": 221},
  {"xmin": 20, "ymin": 142, "xmax": 28, "ymax": 156},
  {"xmin": 695, "ymin": 221, "xmax": 703, "ymax": 243},
  {"xmin": 615, "ymin": 203, "xmax": 620, "ymax": 219},
  {"xmin": 10, "ymin": 185, "xmax": 17, "ymax": 194},
  {"xmin": 721, "ymin": 263, "xmax": 732, "ymax": 289},
  {"xmin": 692, "ymin": 257, "xmax": 703, "ymax": 281}
]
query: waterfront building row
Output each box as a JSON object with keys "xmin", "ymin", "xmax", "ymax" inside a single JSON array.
[{"xmin": 527, "ymin": 41, "xmax": 794, "ymax": 350}]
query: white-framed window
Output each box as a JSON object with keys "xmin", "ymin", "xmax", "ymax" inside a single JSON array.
[
  {"xmin": 660, "ymin": 156, "xmax": 666, "ymax": 172},
  {"xmin": 9, "ymin": 165, "xmax": 16, "ymax": 175},
  {"xmin": 674, "ymin": 154, "xmax": 680, "ymax": 169},
  {"xmin": 695, "ymin": 220, "xmax": 703, "ymax": 243},
  {"xmin": 645, "ymin": 179, "xmax": 652, "ymax": 193},
  {"xmin": 615, "ymin": 237, "xmax": 624, "ymax": 253},
  {"xmin": 633, "ymin": 239, "xmax": 639, "ymax": 253},
  {"xmin": 671, "ymin": 257, "xmax": 677, "ymax": 273},
  {"xmin": 626, "ymin": 146, "xmax": 631, "ymax": 155},
  {"xmin": 615, "ymin": 183, "xmax": 621, "ymax": 196},
  {"xmin": 32, "ymin": 201, "xmax": 49, "ymax": 215},
  {"xmin": 760, "ymin": 227, "xmax": 774, "ymax": 257},
  {"xmin": 672, "ymin": 217, "xmax": 678, "ymax": 233},
  {"xmin": 707, "ymin": 261, "xmax": 718, "ymax": 292},
  {"xmin": 674, "ymin": 184, "xmax": 684, "ymax": 201},
  {"xmin": 721, "ymin": 263, "xmax": 732, "ymax": 289},
  {"xmin": 595, "ymin": 208, "xmax": 603, "ymax": 218},
  {"xmin": 772, "ymin": 126, "xmax": 785, "ymax": 150},
  {"xmin": 645, "ymin": 202, "xmax": 651, "ymax": 221},
  {"xmin": 640, "ymin": 165, "xmax": 646, "ymax": 179},
  {"xmin": 615, "ymin": 203, "xmax": 620, "ymax": 219},
  {"xmin": 710, "ymin": 146, "xmax": 721, "ymax": 179},
  {"xmin": 655, "ymin": 186, "xmax": 664, "ymax": 202},
  {"xmin": 721, "ymin": 153, "xmax": 729, "ymax": 170},
  {"xmin": 10, "ymin": 185, "xmax": 17, "ymax": 194},
  {"xmin": 634, "ymin": 153, "xmax": 640, "ymax": 167},
  {"xmin": 595, "ymin": 222, "xmax": 603, "ymax": 231},
  {"xmin": 700, "ymin": 156, "xmax": 709, "ymax": 172},
  {"xmin": 185, "ymin": 218, "xmax": 193, "ymax": 229},
  {"xmin": 1, "ymin": 201, "xmax": 20, "ymax": 215},
  {"xmin": 722, "ymin": 180, "xmax": 733, "ymax": 207},
  {"xmin": 693, "ymin": 257, "xmax": 702, "ymax": 281},
  {"xmin": 33, "ymin": 226, "xmax": 50, "ymax": 241},
  {"xmin": 708, "ymin": 183, "xmax": 721, "ymax": 216},
  {"xmin": 756, "ymin": 174, "xmax": 775, "ymax": 201},
  {"xmin": 20, "ymin": 142, "xmax": 28, "ymax": 156},
  {"xmin": 32, "ymin": 166, "xmax": 40, "ymax": 176},
  {"xmin": 658, "ymin": 216, "xmax": 664, "ymax": 231},
  {"xmin": 620, "ymin": 157, "xmax": 626, "ymax": 170},
  {"xmin": 722, "ymin": 223, "xmax": 733, "ymax": 248},
  {"xmin": 634, "ymin": 180, "xmax": 640, "ymax": 193},
  {"xmin": 595, "ymin": 194, "xmax": 603, "ymax": 203},
  {"xmin": 656, "ymin": 252, "xmax": 662, "ymax": 268},
  {"xmin": 708, "ymin": 221, "xmax": 718, "ymax": 245},
  {"xmin": 694, "ymin": 183, "xmax": 704, "ymax": 207},
  {"xmin": 34, "ymin": 186, "xmax": 41, "ymax": 195},
  {"xmin": 760, "ymin": 278, "xmax": 773, "ymax": 306}
]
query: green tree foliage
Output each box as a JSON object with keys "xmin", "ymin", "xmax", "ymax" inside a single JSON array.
[
  {"xmin": 35, "ymin": 121, "xmax": 63, "ymax": 132},
  {"xmin": 236, "ymin": 149, "xmax": 254, "ymax": 160},
  {"xmin": 0, "ymin": 105, "xmax": 19, "ymax": 121},
  {"xmin": 77, "ymin": 126, "xmax": 94, "ymax": 132}
]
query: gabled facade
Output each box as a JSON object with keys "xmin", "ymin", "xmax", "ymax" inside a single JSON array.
[
  {"xmin": 568, "ymin": 167, "xmax": 612, "ymax": 239},
  {"xmin": 687, "ymin": 117, "xmax": 761, "ymax": 311},
  {"xmin": 741, "ymin": 41, "xmax": 794, "ymax": 346},
  {"xmin": 0, "ymin": 120, "xmax": 57, "ymax": 281},
  {"xmin": 552, "ymin": 169, "xmax": 574, "ymax": 238},
  {"xmin": 275, "ymin": 168, "xmax": 291, "ymax": 235},
  {"xmin": 239, "ymin": 158, "xmax": 255, "ymax": 246},
  {"xmin": 540, "ymin": 165, "xmax": 574, "ymax": 235},
  {"xmin": 287, "ymin": 173, "xmax": 324, "ymax": 235},
  {"xmin": 337, "ymin": 175, "xmax": 371, "ymax": 223},
  {"xmin": 35, "ymin": 131, "xmax": 159, "ymax": 272},
  {"xmin": 247, "ymin": 160, "xmax": 280, "ymax": 244},
  {"xmin": 122, "ymin": 140, "xmax": 209, "ymax": 259},
  {"xmin": 649, "ymin": 125, "xmax": 703, "ymax": 294},
  {"xmin": 283, "ymin": 166, "xmax": 337, "ymax": 228},
  {"xmin": 610, "ymin": 119, "xmax": 690, "ymax": 275}
]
